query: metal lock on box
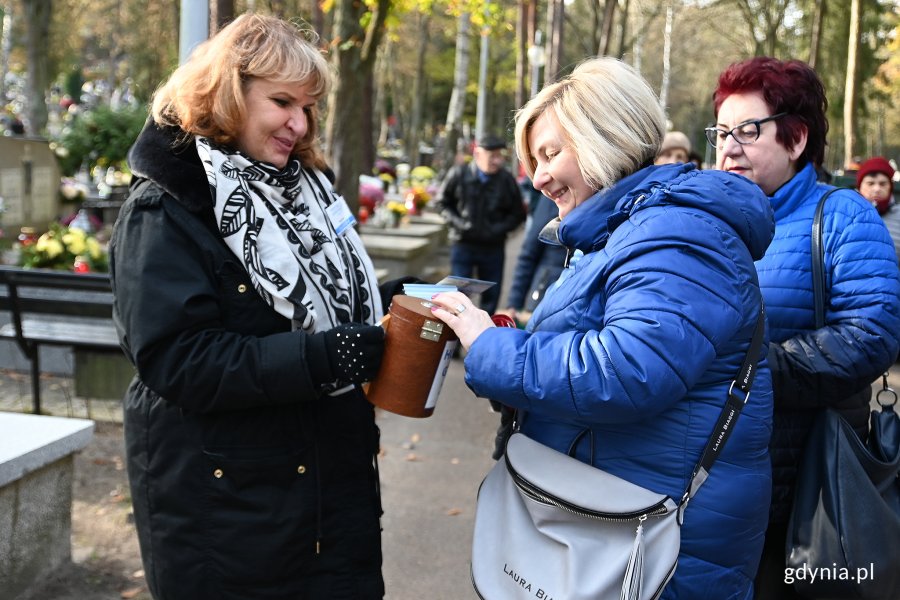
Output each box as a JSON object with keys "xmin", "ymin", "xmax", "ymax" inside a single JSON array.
[{"xmin": 420, "ymin": 320, "xmax": 444, "ymax": 342}]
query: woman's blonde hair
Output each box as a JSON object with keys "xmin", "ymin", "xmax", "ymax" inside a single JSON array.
[
  {"xmin": 152, "ymin": 12, "xmax": 330, "ymax": 169},
  {"xmin": 514, "ymin": 57, "xmax": 665, "ymax": 192}
]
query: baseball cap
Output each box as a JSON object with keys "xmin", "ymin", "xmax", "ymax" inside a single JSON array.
[{"xmin": 477, "ymin": 134, "xmax": 507, "ymax": 151}]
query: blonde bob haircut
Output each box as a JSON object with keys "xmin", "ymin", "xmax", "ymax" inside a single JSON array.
[
  {"xmin": 151, "ymin": 12, "xmax": 330, "ymax": 170},
  {"xmin": 515, "ymin": 57, "xmax": 666, "ymax": 193}
]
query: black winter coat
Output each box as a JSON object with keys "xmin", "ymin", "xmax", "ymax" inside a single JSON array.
[
  {"xmin": 110, "ymin": 123, "xmax": 384, "ymax": 600},
  {"xmin": 436, "ymin": 162, "xmax": 525, "ymax": 246}
]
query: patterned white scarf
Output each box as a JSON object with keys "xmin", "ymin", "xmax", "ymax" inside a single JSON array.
[{"xmin": 195, "ymin": 137, "xmax": 381, "ymax": 333}]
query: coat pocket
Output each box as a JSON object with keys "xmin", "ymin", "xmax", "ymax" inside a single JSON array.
[
  {"xmin": 202, "ymin": 445, "xmax": 310, "ymax": 490},
  {"xmin": 200, "ymin": 446, "xmax": 317, "ymax": 588}
]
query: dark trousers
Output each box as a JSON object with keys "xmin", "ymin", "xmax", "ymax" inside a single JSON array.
[
  {"xmin": 449, "ymin": 243, "xmax": 505, "ymax": 315},
  {"xmin": 754, "ymin": 520, "xmax": 805, "ymax": 599}
]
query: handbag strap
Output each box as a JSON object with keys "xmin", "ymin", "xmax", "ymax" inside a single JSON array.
[
  {"xmin": 812, "ymin": 188, "xmax": 841, "ymax": 329},
  {"xmin": 681, "ymin": 303, "xmax": 766, "ymax": 516},
  {"xmin": 511, "ymin": 301, "xmax": 767, "ymax": 514}
]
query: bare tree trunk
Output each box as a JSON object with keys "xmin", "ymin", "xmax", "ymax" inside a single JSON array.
[
  {"xmin": 516, "ymin": 0, "xmax": 527, "ymax": 109},
  {"xmin": 439, "ymin": 12, "xmax": 471, "ymax": 174},
  {"xmin": 210, "ymin": 0, "xmax": 235, "ymax": 34},
  {"xmin": 843, "ymin": 0, "xmax": 861, "ymax": 169},
  {"xmin": 311, "ymin": 0, "xmax": 325, "ymax": 37},
  {"xmin": 808, "ymin": 0, "xmax": 825, "ymax": 70},
  {"xmin": 634, "ymin": 4, "xmax": 643, "ymax": 72},
  {"xmin": 659, "ymin": 1, "xmax": 674, "ymax": 114},
  {"xmin": 363, "ymin": 73, "xmax": 375, "ymax": 172},
  {"xmin": 406, "ymin": 12, "xmax": 429, "ymax": 167},
  {"xmin": 1, "ymin": 6, "xmax": 14, "ymax": 102},
  {"xmin": 324, "ymin": 0, "xmax": 391, "ymax": 213},
  {"xmin": 545, "ymin": 0, "xmax": 564, "ymax": 83},
  {"xmin": 269, "ymin": 0, "xmax": 286, "ymax": 18},
  {"xmin": 598, "ymin": 0, "xmax": 617, "ymax": 56},
  {"xmin": 616, "ymin": 0, "xmax": 631, "ymax": 58},
  {"xmin": 526, "ymin": 0, "xmax": 539, "ymax": 97},
  {"xmin": 375, "ymin": 43, "xmax": 390, "ymax": 149},
  {"xmin": 24, "ymin": 0, "xmax": 52, "ymax": 135}
]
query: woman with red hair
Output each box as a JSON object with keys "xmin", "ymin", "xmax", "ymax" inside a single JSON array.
[{"xmin": 710, "ymin": 57, "xmax": 900, "ymax": 598}]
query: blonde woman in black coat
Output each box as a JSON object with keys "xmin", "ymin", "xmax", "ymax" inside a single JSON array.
[{"xmin": 111, "ymin": 13, "xmax": 410, "ymax": 599}]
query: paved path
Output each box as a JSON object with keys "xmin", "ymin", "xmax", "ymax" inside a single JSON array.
[{"xmin": 379, "ymin": 359, "xmax": 498, "ymax": 599}]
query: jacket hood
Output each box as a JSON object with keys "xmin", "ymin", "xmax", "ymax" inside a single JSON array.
[
  {"xmin": 127, "ymin": 120, "xmax": 210, "ymax": 212},
  {"xmin": 558, "ymin": 163, "xmax": 774, "ymax": 260}
]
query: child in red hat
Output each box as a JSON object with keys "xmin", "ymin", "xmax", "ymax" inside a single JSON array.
[{"xmin": 856, "ymin": 156, "xmax": 896, "ymax": 214}]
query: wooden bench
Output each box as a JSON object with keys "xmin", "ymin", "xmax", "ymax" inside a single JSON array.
[{"xmin": 0, "ymin": 266, "xmax": 120, "ymax": 414}]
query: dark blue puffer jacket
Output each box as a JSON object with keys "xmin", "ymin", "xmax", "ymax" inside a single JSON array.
[
  {"xmin": 758, "ymin": 163, "xmax": 900, "ymax": 523},
  {"xmin": 465, "ymin": 163, "xmax": 775, "ymax": 600}
]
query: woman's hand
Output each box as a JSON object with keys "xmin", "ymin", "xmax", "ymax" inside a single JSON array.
[{"xmin": 429, "ymin": 292, "xmax": 495, "ymax": 350}]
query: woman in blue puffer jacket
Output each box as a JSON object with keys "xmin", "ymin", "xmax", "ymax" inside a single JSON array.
[
  {"xmin": 709, "ymin": 57, "xmax": 900, "ymax": 599},
  {"xmin": 431, "ymin": 57, "xmax": 775, "ymax": 599}
]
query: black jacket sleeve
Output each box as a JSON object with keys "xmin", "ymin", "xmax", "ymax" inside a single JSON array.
[
  {"xmin": 436, "ymin": 166, "xmax": 470, "ymax": 233},
  {"xmin": 110, "ymin": 191, "xmax": 321, "ymax": 413}
]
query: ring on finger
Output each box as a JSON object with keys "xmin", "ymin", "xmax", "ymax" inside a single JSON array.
[{"xmin": 455, "ymin": 303, "xmax": 467, "ymax": 315}]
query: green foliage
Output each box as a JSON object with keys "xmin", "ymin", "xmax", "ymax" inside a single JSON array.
[
  {"xmin": 63, "ymin": 68, "xmax": 84, "ymax": 101},
  {"xmin": 53, "ymin": 105, "xmax": 147, "ymax": 176}
]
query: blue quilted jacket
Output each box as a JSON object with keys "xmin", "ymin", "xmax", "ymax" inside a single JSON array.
[
  {"xmin": 758, "ymin": 163, "xmax": 900, "ymax": 523},
  {"xmin": 465, "ymin": 163, "xmax": 775, "ymax": 599}
]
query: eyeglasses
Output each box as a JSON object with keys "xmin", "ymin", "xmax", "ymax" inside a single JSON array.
[{"xmin": 704, "ymin": 113, "xmax": 788, "ymax": 149}]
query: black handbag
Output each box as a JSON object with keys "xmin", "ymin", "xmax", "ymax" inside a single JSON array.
[
  {"xmin": 785, "ymin": 189, "xmax": 900, "ymax": 598},
  {"xmin": 785, "ymin": 394, "xmax": 900, "ymax": 598}
]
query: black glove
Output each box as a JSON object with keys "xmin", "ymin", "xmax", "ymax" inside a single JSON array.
[
  {"xmin": 379, "ymin": 276, "xmax": 426, "ymax": 310},
  {"xmin": 306, "ymin": 323, "xmax": 386, "ymax": 386}
]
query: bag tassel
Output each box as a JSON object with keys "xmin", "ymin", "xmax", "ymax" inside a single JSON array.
[{"xmin": 620, "ymin": 517, "xmax": 645, "ymax": 600}]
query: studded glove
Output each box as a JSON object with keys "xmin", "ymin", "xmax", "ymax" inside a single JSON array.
[{"xmin": 306, "ymin": 323, "xmax": 385, "ymax": 386}]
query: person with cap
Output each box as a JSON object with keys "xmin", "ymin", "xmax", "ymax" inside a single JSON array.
[
  {"xmin": 436, "ymin": 134, "xmax": 526, "ymax": 314},
  {"xmin": 856, "ymin": 156, "xmax": 896, "ymax": 215},
  {"xmin": 654, "ymin": 130, "xmax": 692, "ymax": 165}
]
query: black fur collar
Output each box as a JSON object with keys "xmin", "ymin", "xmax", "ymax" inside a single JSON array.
[{"xmin": 127, "ymin": 120, "xmax": 211, "ymax": 212}]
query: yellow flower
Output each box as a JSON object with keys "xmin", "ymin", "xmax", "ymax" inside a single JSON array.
[
  {"xmin": 410, "ymin": 166, "xmax": 435, "ymax": 181},
  {"xmin": 35, "ymin": 233, "xmax": 52, "ymax": 251},
  {"xmin": 386, "ymin": 200, "xmax": 408, "ymax": 215},
  {"xmin": 44, "ymin": 239, "xmax": 65, "ymax": 258},
  {"xmin": 63, "ymin": 231, "xmax": 87, "ymax": 255},
  {"xmin": 86, "ymin": 237, "xmax": 102, "ymax": 260}
]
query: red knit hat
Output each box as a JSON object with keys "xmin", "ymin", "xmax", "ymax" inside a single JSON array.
[{"xmin": 856, "ymin": 157, "xmax": 895, "ymax": 189}]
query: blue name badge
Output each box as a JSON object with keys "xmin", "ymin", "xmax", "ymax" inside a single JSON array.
[{"xmin": 326, "ymin": 197, "xmax": 357, "ymax": 236}]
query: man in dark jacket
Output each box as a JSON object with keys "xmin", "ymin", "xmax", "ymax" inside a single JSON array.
[{"xmin": 436, "ymin": 134, "xmax": 525, "ymax": 314}]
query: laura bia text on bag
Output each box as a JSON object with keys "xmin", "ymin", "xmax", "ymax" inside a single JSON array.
[{"xmin": 784, "ymin": 563, "xmax": 875, "ymax": 585}]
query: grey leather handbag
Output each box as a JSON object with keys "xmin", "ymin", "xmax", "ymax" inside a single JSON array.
[{"xmin": 471, "ymin": 306, "xmax": 765, "ymax": 600}]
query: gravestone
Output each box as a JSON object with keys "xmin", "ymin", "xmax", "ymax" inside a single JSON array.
[
  {"xmin": 0, "ymin": 137, "xmax": 61, "ymax": 230},
  {"xmin": 0, "ymin": 413, "xmax": 93, "ymax": 600}
]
